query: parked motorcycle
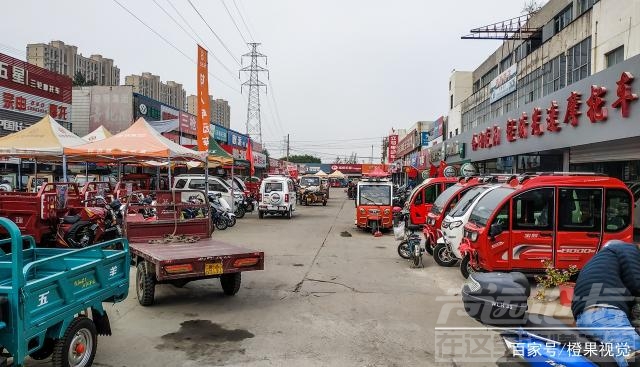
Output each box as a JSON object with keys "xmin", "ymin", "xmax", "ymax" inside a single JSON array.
[
  {"xmin": 56, "ymin": 196, "xmax": 123, "ymax": 248},
  {"xmin": 208, "ymin": 193, "xmax": 236, "ymax": 228},
  {"xmin": 397, "ymin": 223, "xmax": 424, "ymax": 267},
  {"xmin": 461, "ymin": 271, "xmax": 639, "ymax": 366}
]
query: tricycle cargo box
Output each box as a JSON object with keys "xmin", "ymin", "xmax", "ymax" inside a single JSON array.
[{"xmin": 462, "ymin": 272, "xmax": 530, "ymax": 326}]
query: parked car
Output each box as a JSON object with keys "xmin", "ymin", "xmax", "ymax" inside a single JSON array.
[
  {"xmin": 258, "ymin": 175, "xmax": 297, "ymax": 219},
  {"xmin": 173, "ymin": 174, "xmax": 236, "ymax": 205}
]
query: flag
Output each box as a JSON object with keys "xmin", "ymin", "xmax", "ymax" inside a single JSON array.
[
  {"xmin": 437, "ymin": 160, "xmax": 448, "ymax": 177},
  {"xmin": 429, "ymin": 164, "xmax": 437, "ymax": 178},
  {"xmin": 246, "ymin": 139, "xmax": 255, "ymax": 176},
  {"xmin": 196, "ymin": 45, "xmax": 211, "ymax": 151}
]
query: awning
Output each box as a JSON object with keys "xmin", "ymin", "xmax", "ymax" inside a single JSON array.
[{"xmin": 207, "ymin": 137, "xmax": 234, "ymax": 166}]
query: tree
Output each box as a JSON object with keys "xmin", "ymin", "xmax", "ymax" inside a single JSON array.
[
  {"xmin": 73, "ymin": 71, "xmax": 98, "ymax": 86},
  {"xmin": 283, "ymin": 154, "xmax": 321, "ymax": 163},
  {"xmin": 522, "ymin": 0, "xmax": 543, "ymax": 14}
]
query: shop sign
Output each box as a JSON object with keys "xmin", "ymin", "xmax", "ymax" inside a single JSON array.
[
  {"xmin": 227, "ymin": 130, "xmax": 248, "ymax": 148},
  {"xmin": 409, "ymin": 151, "xmax": 418, "ymax": 167},
  {"xmin": 444, "ymin": 141, "xmax": 461, "ymax": 158},
  {"xmin": 460, "ymin": 163, "xmax": 477, "ymax": 177},
  {"xmin": 472, "ymin": 71, "xmax": 639, "ymax": 152},
  {"xmin": 443, "ymin": 166, "xmax": 457, "ymax": 177},
  {"xmin": 179, "ymin": 111, "xmax": 197, "ymax": 135},
  {"xmin": 430, "ymin": 145, "xmax": 443, "ymax": 162},
  {"xmin": 418, "ymin": 149, "xmax": 429, "ymax": 170},
  {"xmin": 0, "ymin": 119, "xmax": 24, "ymax": 132},
  {"xmin": 253, "ymin": 151, "xmax": 267, "ymax": 168},
  {"xmin": 361, "ymin": 164, "xmax": 388, "ymax": 175},
  {"xmin": 387, "ymin": 134, "xmax": 398, "ymax": 163},
  {"xmin": 161, "ymin": 105, "xmax": 179, "ymax": 121},
  {"xmin": 0, "ymin": 53, "xmax": 72, "ymax": 104},
  {"xmin": 420, "ymin": 132, "xmax": 429, "ymax": 146},
  {"xmin": 431, "ymin": 117, "xmax": 444, "ymax": 139},
  {"xmin": 490, "ymin": 64, "xmax": 517, "ymax": 104},
  {"xmin": 396, "ymin": 131, "xmax": 416, "ymax": 157},
  {"xmin": 330, "ymin": 164, "xmax": 361, "ymax": 173},
  {"xmin": 212, "ymin": 124, "xmax": 228, "ymax": 142},
  {"xmin": 1, "ymin": 86, "xmax": 71, "ymax": 122}
]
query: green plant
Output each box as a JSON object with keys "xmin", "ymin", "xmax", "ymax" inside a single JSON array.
[{"xmin": 534, "ymin": 259, "xmax": 579, "ymax": 301}]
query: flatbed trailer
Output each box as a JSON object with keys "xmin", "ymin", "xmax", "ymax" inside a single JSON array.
[{"xmin": 124, "ymin": 189, "xmax": 265, "ymax": 306}]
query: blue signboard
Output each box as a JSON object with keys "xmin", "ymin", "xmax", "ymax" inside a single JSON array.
[
  {"xmin": 211, "ymin": 124, "xmax": 228, "ymax": 143},
  {"xmin": 420, "ymin": 132, "xmax": 429, "ymax": 146},
  {"xmin": 227, "ymin": 130, "xmax": 248, "ymax": 148}
]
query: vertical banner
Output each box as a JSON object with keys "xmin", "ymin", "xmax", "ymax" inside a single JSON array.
[{"xmin": 196, "ymin": 45, "xmax": 211, "ymax": 151}]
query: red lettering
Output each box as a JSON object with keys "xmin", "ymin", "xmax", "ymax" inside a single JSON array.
[
  {"xmin": 15, "ymin": 96, "xmax": 26, "ymax": 111},
  {"xmin": 531, "ymin": 107, "xmax": 544, "ymax": 136},
  {"xmin": 506, "ymin": 118, "xmax": 517, "ymax": 142},
  {"xmin": 471, "ymin": 134, "xmax": 479, "ymax": 151},
  {"xmin": 485, "ymin": 127, "xmax": 492, "ymax": 148},
  {"xmin": 546, "ymin": 101, "xmax": 561, "ymax": 132},
  {"xmin": 493, "ymin": 125, "xmax": 501, "ymax": 146},
  {"xmin": 586, "ymin": 85, "xmax": 608, "ymax": 123},
  {"xmin": 563, "ymin": 91, "xmax": 582, "ymax": 127},
  {"xmin": 518, "ymin": 112, "xmax": 529, "ymax": 139},
  {"xmin": 611, "ymin": 71, "xmax": 638, "ymax": 118},
  {"xmin": 2, "ymin": 92, "xmax": 14, "ymax": 109},
  {"xmin": 49, "ymin": 104, "xmax": 58, "ymax": 118},
  {"xmin": 58, "ymin": 106, "xmax": 68, "ymax": 120}
]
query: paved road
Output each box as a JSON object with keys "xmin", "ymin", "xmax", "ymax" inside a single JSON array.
[{"xmin": 38, "ymin": 188, "xmax": 497, "ymax": 366}]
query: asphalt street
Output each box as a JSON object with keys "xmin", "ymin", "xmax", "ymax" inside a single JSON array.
[{"xmin": 30, "ymin": 188, "xmax": 496, "ymax": 367}]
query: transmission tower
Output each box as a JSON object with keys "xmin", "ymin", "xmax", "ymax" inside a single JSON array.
[{"xmin": 240, "ymin": 43, "xmax": 269, "ymax": 144}]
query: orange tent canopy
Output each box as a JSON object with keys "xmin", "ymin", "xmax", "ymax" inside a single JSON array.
[{"xmin": 64, "ymin": 117, "xmax": 206, "ymax": 162}]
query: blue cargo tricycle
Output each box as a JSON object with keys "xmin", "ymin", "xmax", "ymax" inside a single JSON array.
[{"xmin": 0, "ymin": 217, "xmax": 130, "ymax": 367}]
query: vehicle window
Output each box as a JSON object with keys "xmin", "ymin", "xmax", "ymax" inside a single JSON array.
[
  {"xmin": 558, "ymin": 188, "xmax": 602, "ymax": 232},
  {"xmin": 468, "ymin": 187, "xmax": 515, "ymax": 227},
  {"xmin": 188, "ymin": 179, "xmax": 205, "ymax": 190},
  {"xmin": 175, "ymin": 179, "xmax": 187, "ymax": 189},
  {"xmin": 264, "ymin": 182, "xmax": 283, "ymax": 193},
  {"xmin": 451, "ymin": 186, "xmax": 490, "ymax": 218},
  {"xmin": 512, "ymin": 188, "xmax": 554, "ymax": 231},
  {"xmin": 491, "ymin": 203, "xmax": 510, "ymax": 230},
  {"xmin": 414, "ymin": 191, "xmax": 423, "ymax": 205},
  {"xmin": 424, "ymin": 185, "xmax": 439, "ymax": 203},
  {"xmin": 431, "ymin": 184, "xmax": 462, "ymax": 215},
  {"xmin": 300, "ymin": 177, "xmax": 320, "ymax": 186},
  {"xmin": 288, "ymin": 181, "xmax": 294, "ymax": 192},
  {"xmin": 210, "ymin": 182, "xmax": 228, "ymax": 192},
  {"xmin": 605, "ymin": 188, "xmax": 631, "ymax": 232},
  {"xmin": 359, "ymin": 185, "xmax": 391, "ymax": 206}
]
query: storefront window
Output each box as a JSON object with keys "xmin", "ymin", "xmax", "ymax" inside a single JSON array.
[{"xmin": 543, "ymin": 55, "xmax": 566, "ymax": 96}]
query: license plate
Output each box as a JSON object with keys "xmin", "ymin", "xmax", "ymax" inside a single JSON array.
[{"xmin": 204, "ymin": 262, "xmax": 223, "ymax": 275}]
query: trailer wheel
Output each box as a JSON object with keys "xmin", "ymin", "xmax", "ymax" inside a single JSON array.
[
  {"xmin": 136, "ymin": 262, "xmax": 156, "ymax": 306},
  {"xmin": 52, "ymin": 317, "xmax": 97, "ymax": 367},
  {"xmin": 29, "ymin": 338, "xmax": 55, "ymax": 360},
  {"xmin": 220, "ymin": 273, "xmax": 241, "ymax": 296}
]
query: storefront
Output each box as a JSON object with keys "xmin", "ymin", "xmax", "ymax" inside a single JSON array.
[
  {"xmin": 448, "ymin": 54, "xmax": 640, "ymax": 180},
  {"xmin": 133, "ymin": 93, "xmax": 197, "ymax": 145},
  {"xmin": 0, "ymin": 52, "xmax": 72, "ymax": 135}
]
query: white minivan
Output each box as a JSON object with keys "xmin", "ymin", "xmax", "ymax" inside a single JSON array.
[
  {"xmin": 173, "ymin": 174, "xmax": 238, "ymax": 205},
  {"xmin": 258, "ymin": 176, "xmax": 296, "ymax": 219}
]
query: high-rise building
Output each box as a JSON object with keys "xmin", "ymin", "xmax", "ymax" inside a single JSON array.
[
  {"xmin": 211, "ymin": 99, "xmax": 230, "ymax": 129},
  {"xmin": 26, "ymin": 40, "xmax": 120, "ymax": 86},
  {"xmin": 125, "ymin": 72, "xmax": 186, "ymax": 111},
  {"xmin": 186, "ymin": 95, "xmax": 198, "ymax": 116}
]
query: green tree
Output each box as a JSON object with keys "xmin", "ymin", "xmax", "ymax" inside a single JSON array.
[
  {"xmin": 72, "ymin": 72, "xmax": 86, "ymax": 86},
  {"xmin": 283, "ymin": 154, "xmax": 321, "ymax": 163}
]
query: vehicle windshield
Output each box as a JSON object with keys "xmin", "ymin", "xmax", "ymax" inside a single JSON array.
[
  {"xmin": 468, "ymin": 187, "xmax": 515, "ymax": 227},
  {"xmin": 359, "ymin": 185, "xmax": 391, "ymax": 206},
  {"xmin": 430, "ymin": 184, "xmax": 462, "ymax": 215},
  {"xmin": 300, "ymin": 177, "xmax": 320, "ymax": 187},
  {"xmin": 449, "ymin": 186, "xmax": 491, "ymax": 218},
  {"xmin": 264, "ymin": 182, "xmax": 283, "ymax": 193}
]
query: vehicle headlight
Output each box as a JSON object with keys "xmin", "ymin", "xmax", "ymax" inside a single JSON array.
[
  {"xmin": 384, "ymin": 209, "xmax": 390, "ymax": 215},
  {"xmin": 427, "ymin": 218, "xmax": 435, "ymax": 225},
  {"xmin": 470, "ymin": 231, "xmax": 478, "ymax": 242},
  {"xmin": 360, "ymin": 208, "xmax": 365, "ymax": 214},
  {"xmin": 450, "ymin": 220, "xmax": 463, "ymax": 229}
]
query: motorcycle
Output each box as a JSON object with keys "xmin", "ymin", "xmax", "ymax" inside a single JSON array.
[
  {"xmin": 397, "ymin": 223, "xmax": 424, "ymax": 267},
  {"xmin": 208, "ymin": 193, "xmax": 236, "ymax": 228},
  {"xmin": 461, "ymin": 271, "xmax": 640, "ymax": 367},
  {"xmin": 56, "ymin": 196, "xmax": 123, "ymax": 248}
]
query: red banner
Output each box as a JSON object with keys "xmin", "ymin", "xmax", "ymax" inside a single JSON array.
[
  {"xmin": 387, "ymin": 135, "xmax": 398, "ymax": 163},
  {"xmin": 196, "ymin": 45, "xmax": 211, "ymax": 151},
  {"xmin": 179, "ymin": 111, "xmax": 197, "ymax": 135},
  {"xmin": 329, "ymin": 164, "xmax": 361, "ymax": 173}
]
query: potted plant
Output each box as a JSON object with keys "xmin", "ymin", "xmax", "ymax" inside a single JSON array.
[{"xmin": 534, "ymin": 259, "xmax": 579, "ymax": 304}]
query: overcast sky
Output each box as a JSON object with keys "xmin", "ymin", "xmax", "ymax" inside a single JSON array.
[{"xmin": 1, "ymin": 0, "xmax": 530, "ymax": 162}]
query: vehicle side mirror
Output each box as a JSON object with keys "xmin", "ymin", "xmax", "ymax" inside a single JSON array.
[{"xmin": 489, "ymin": 222, "xmax": 503, "ymax": 238}]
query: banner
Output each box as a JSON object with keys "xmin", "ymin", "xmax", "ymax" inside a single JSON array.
[
  {"xmin": 387, "ymin": 134, "xmax": 398, "ymax": 163},
  {"xmin": 196, "ymin": 45, "xmax": 211, "ymax": 151},
  {"xmin": 490, "ymin": 64, "xmax": 517, "ymax": 104}
]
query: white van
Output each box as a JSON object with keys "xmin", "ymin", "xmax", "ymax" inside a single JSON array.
[
  {"xmin": 173, "ymin": 174, "xmax": 238, "ymax": 204},
  {"xmin": 258, "ymin": 176, "xmax": 296, "ymax": 219}
]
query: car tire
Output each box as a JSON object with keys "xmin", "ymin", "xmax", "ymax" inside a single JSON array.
[
  {"xmin": 287, "ymin": 207, "xmax": 292, "ymax": 219},
  {"xmin": 136, "ymin": 261, "xmax": 156, "ymax": 306},
  {"xmin": 433, "ymin": 242, "xmax": 458, "ymax": 267},
  {"xmin": 258, "ymin": 211, "xmax": 264, "ymax": 219},
  {"xmin": 220, "ymin": 273, "xmax": 241, "ymax": 295}
]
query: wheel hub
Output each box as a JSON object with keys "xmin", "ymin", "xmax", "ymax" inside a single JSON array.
[{"xmin": 69, "ymin": 329, "xmax": 92, "ymax": 366}]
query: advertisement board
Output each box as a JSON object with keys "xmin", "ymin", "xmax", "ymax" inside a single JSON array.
[
  {"xmin": 431, "ymin": 117, "xmax": 444, "ymax": 139},
  {"xmin": 361, "ymin": 164, "xmax": 388, "ymax": 175},
  {"xmin": 161, "ymin": 105, "xmax": 179, "ymax": 121},
  {"xmin": 0, "ymin": 52, "xmax": 72, "ymax": 104},
  {"xmin": 490, "ymin": 64, "xmax": 517, "ymax": 104},
  {"xmin": 179, "ymin": 111, "xmax": 196, "ymax": 135},
  {"xmin": 420, "ymin": 132, "xmax": 429, "ymax": 146},
  {"xmin": 396, "ymin": 131, "xmax": 416, "ymax": 157},
  {"xmin": 329, "ymin": 164, "xmax": 361, "ymax": 173},
  {"xmin": 227, "ymin": 130, "xmax": 248, "ymax": 148},
  {"xmin": 212, "ymin": 123, "xmax": 228, "ymax": 143},
  {"xmin": 134, "ymin": 94, "xmax": 162, "ymax": 121},
  {"xmin": 89, "ymin": 86, "xmax": 134, "ymax": 134},
  {"xmin": 387, "ymin": 134, "xmax": 398, "ymax": 163},
  {"xmin": 196, "ymin": 45, "xmax": 211, "ymax": 151},
  {"xmin": 253, "ymin": 151, "xmax": 267, "ymax": 168}
]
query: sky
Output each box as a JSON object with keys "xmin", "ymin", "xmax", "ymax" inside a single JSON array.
[{"xmin": 0, "ymin": 0, "xmax": 530, "ymax": 162}]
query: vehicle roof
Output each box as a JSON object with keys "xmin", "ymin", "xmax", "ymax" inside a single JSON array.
[{"xmin": 507, "ymin": 173, "xmax": 627, "ymax": 190}]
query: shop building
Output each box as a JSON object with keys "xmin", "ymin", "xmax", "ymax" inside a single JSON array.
[
  {"xmin": 439, "ymin": 0, "xmax": 640, "ymax": 180},
  {"xmin": 0, "ymin": 52, "xmax": 72, "ymax": 136}
]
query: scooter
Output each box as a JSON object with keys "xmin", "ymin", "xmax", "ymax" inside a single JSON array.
[
  {"xmin": 397, "ymin": 223, "xmax": 424, "ymax": 267},
  {"xmin": 461, "ymin": 271, "xmax": 640, "ymax": 366},
  {"xmin": 56, "ymin": 196, "xmax": 123, "ymax": 248},
  {"xmin": 208, "ymin": 193, "xmax": 236, "ymax": 228}
]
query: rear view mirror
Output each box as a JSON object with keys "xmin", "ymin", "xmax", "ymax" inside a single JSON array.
[{"xmin": 489, "ymin": 222, "xmax": 503, "ymax": 237}]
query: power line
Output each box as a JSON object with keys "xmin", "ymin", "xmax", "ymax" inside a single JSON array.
[
  {"xmin": 155, "ymin": 0, "xmax": 238, "ymax": 80},
  {"xmin": 266, "ymin": 78, "xmax": 287, "ymax": 136},
  {"xmin": 220, "ymin": 0, "xmax": 249, "ymax": 46},
  {"xmin": 231, "ymin": 0, "xmax": 255, "ymax": 42},
  {"xmin": 187, "ymin": 0, "xmax": 241, "ymax": 65},
  {"xmin": 111, "ymin": 0, "xmax": 241, "ymax": 93},
  {"xmin": 262, "ymin": 136, "xmax": 386, "ymax": 143}
]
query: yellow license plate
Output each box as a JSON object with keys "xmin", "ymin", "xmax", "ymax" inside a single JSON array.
[{"xmin": 204, "ymin": 262, "xmax": 223, "ymax": 276}]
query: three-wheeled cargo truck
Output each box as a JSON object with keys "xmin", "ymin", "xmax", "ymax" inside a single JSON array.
[{"xmin": 0, "ymin": 217, "xmax": 130, "ymax": 367}]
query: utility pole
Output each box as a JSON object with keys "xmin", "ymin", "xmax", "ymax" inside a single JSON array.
[
  {"xmin": 370, "ymin": 145, "xmax": 373, "ymax": 163},
  {"xmin": 286, "ymin": 134, "xmax": 290, "ymax": 163},
  {"xmin": 240, "ymin": 43, "xmax": 269, "ymax": 144}
]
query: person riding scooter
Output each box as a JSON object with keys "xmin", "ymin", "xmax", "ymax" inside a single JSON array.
[{"xmin": 572, "ymin": 241, "xmax": 640, "ymax": 366}]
